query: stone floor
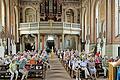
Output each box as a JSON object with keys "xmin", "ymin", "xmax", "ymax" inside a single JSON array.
[{"xmin": 46, "ymin": 56, "xmax": 73, "ymax": 80}]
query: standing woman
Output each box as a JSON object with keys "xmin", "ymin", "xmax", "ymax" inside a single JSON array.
[{"xmin": 9, "ymin": 59, "xmax": 18, "ymax": 80}]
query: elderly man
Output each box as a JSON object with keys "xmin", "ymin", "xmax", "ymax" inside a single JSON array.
[
  {"xmin": 102, "ymin": 56, "xmax": 108, "ymax": 77},
  {"xmin": 80, "ymin": 58, "xmax": 90, "ymax": 79}
]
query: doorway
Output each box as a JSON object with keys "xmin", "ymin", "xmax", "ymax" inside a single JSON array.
[
  {"xmin": 46, "ymin": 40, "xmax": 55, "ymax": 49},
  {"xmin": 25, "ymin": 43, "xmax": 34, "ymax": 51},
  {"xmin": 118, "ymin": 47, "xmax": 120, "ymax": 56}
]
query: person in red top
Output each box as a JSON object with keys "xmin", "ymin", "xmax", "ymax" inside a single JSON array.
[{"xmin": 95, "ymin": 51, "xmax": 100, "ymax": 57}]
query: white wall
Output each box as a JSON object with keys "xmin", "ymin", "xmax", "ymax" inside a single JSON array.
[{"xmin": 112, "ymin": 44, "xmax": 120, "ymax": 58}]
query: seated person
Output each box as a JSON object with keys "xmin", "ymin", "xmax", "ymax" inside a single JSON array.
[
  {"xmin": 88, "ymin": 58, "xmax": 97, "ymax": 79},
  {"xmin": 80, "ymin": 58, "xmax": 90, "ymax": 78},
  {"xmin": 19, "ymin": 57, "xmax": 28, "ymax": 80},
  {"xmin": 72, "ymin": 58, "xmax": 81, "ymax": 80},
  {"xmin": 72, "ymin": 58, "xmax": 79, "ymax": 70},
  {"xmin": 102, "ymin": 56, "xmax": 108, "ymax": 77},
  {"xmin": 9, "ymin": 59, "xmax": 18, "ymax": 80}
]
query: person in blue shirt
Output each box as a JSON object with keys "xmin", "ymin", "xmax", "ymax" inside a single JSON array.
[
  {"xmin": 80, "ymin": 58, "xmax": 90, "ymax": 78},
  {"xmin": 19, "ymin": 57, "xmax": 28, "ymax": 80},
  {"xmin": 113, "ymin": 59, "xmax": 120, "ymax": 80}
]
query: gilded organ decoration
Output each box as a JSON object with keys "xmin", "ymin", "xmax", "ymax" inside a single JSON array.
[{"xmin": 40, "ymin": 0, "xmax": 62, "ymax": 21}]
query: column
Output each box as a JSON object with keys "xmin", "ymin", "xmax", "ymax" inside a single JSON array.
[
  {"xmin": 58, "ymin": 35, "xmax": 60, "ymax": 49},
  {"xmin": 0, "ymin": 39, "xmax": 5, "ymax": 58},
  {"xmin": 12, "ymin": 41, "xmax": 16, "ymax": 55},
  {"xmin": 102, "ymin": 38, "xmax": 106, "ymax": 58},
  {"xmin": 62, "ymin": 9, "xmax": 65, "ymax": 22},
  {"xmin": 42, "ymin": 35, "xmax": 44, "ymax": 50},
  {"xmin": 85, "ymin": 40, "xmax": 90, "ymax": 54},
  {"xmin": 62, "ymin": 34, "xmax": 64, "ymax": 50},
  {"xmin": 75, "ymin": 36, "xmax": 78, "ymax": 50},
  {"xmin": 38, "ymin": 33, "xmax": 40, "ymax": 50},
  {"xmin": 22, "ymin": 35, "xmax": 25, "ymax": 51},
  {"xmin": 7, "ymin": 38, "xmax": 11, "ymax": 54},
  {"xmin": 20, "ymin": 36, "xmax": 22, "ymax": 52},
  {"xmin": 35, "ymin": 35, "xmax": 38, "ymax": 50},
  {"xmin": 55, "ymin": 35, "xmax": 58, "ymax": 50},
  {"xmin": 78, "ymin": 36, "xmax": 81, "ymax": 52},
  {"xmin": 97, "ymin": 38, "xmax": 101, "ymax": 52}
]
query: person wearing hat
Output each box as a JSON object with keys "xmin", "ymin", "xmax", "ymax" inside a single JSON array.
[{"xmin": 9, "ymin": 59, "xmax": 18, "ymax": 80}]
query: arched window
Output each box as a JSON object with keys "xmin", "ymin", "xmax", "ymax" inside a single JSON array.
[
  {"xmin": 25, "ymin": 8, "xmax": 35, "ymax": 22},
  {"xmin": 66, "ymin": 9, "xmax": 74, "ymax": 23},
  {"xmin": 95, "ymin": 2, "xmax": 99, "ymax": 38},
  {"xmin": 115, "ymin": 0, "xmax": 120, "ymax": 36},
  {"xmin": 1, "ymin": 0, "xmax": 5, "ymax": 27},
  {"xmin": 0, "ymin": 1, "xmax": 2, "ymax": 32}
]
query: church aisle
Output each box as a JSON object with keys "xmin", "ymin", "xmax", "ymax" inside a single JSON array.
[{"xmin": 46, "ymin": 55, "xmax": 74, "ymax": 80}]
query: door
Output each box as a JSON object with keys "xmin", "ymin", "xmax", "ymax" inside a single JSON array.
[{"xmin": 118, "ymin": 47, "xmax": 120, "ymax": 56}]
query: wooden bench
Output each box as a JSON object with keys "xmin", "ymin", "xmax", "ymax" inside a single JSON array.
[
  {"xmin": 95, "ymin": 63, "xmax": 104, "ymax": 77},
  {"xmin": 0, "ymin": 63, "xmax": 47, "ymax": 79},
  {"xmin": 0, "ymin": 64, "xmax": 11, "ymax": 79},
  {"xmin": 26, "ymin": 64, "xmax": 46, "ymax": 79}
]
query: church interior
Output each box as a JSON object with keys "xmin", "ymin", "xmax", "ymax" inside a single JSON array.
[{"xmin": 0, "ymin": 0, "xmax": 120, "ymax": 80}]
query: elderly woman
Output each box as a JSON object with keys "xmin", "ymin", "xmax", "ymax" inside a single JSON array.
[
  {"xmin": 88, "ymin": 58, "xmax": 97, "ymax": 79},
  {"xmin": 9, "ymin": 59, "xmax": 18, "ymax": 80}
]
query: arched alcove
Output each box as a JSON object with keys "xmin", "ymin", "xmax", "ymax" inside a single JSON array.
[
  {"xmin": 24, "ymin": 7, "xmax": 36, "ymax": 22},
  {"xmin": 0, "ymin": 1, "xmax": 2, "ymax": 32},
  {"xmin": 25, "ymin": 8, "xmax": 36, "ymax": 22},
  {"xmin": 1, "ymin": 0, "xmax": 5, "ymax": 27},
  {"xmin": 66, "ymin": 9, "xmax": 74, "ymax": 23}
]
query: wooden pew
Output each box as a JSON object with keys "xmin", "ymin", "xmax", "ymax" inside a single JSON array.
[
  {"xmin": 0, "ymin": 63, "xmax": 47, "ymax": 79},
  {"xmin": 95, "ymin": 63, "xmax": 104, "ymax": 77},
  {"xmin": 0, "ymin": 64, "xmax": 10, "ymax": 79},
  {"xmin": 26, "ymin": 63, "xmax": 47, "ymax": 79}
]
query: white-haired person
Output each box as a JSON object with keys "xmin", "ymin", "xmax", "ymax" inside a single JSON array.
[
  {"xmin": 102, "ymin": 56, "xmax": 108, "ymax": 78},
  {"xmin": 88, "ymin": 58, "xmax": 97, "ymax": 79},
  {"xmin": 80, "ymin": 58, "xmax": 90, "ymax": 79},
  {"xmin": 19, "ymin": 57, "xmax": 28, "ymax": 80},
  {"xmin": 72, "ymin": 57, "xmax": 81, "ymax": 80},
  {"xmin": 9, "ymin": 59, "xmax": 18, "ymax": 80}
]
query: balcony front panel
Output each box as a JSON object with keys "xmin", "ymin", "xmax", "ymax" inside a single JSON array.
[{"xmin": 19, "ymin": 22, "xmax": 81, "ymax": 35}]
